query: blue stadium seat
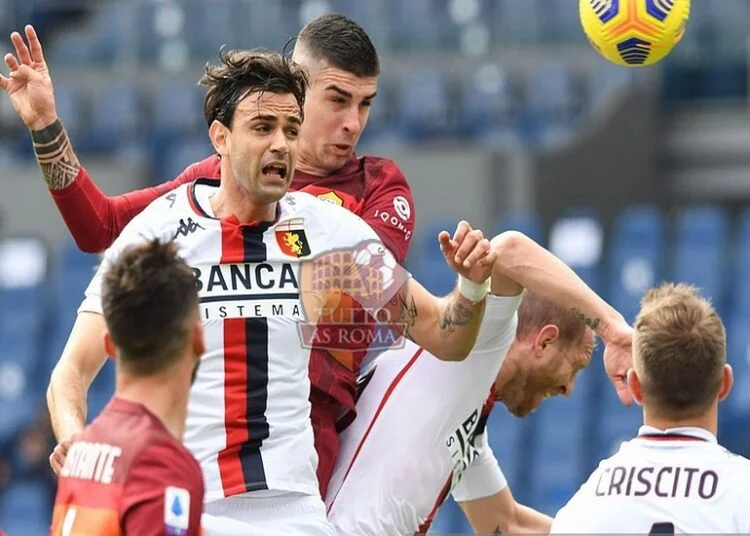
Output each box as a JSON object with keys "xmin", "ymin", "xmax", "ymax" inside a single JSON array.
[
  {"xmin": 608, "ymin": 205, "xmax": 665, "ymax": 323},
  {"xmin": 88, "ymin": 83, "xmax": 145, "ymax": 153},
  {"xmin": 236, "ymin": 1, "xmax": 300, "ymax": 51},
  {"xmin": 428, "ymin": 495, "xmax": 471, "ymax": 534},
  {"xmin": 184, "ymin": 0, "xmax": 239, "ymax": 59},
  {"xmin": 151, "ymin": 79, "xmax": 204, "ymax": 138},
  {"xmin": 492, "ymin": 0, "xmax": 544, "ymax": 44},
  {"xmin": 0, "ymin": 478, "xmax": 51, "ymax": 533},
  {"xmin": 155, "ymin": 135, "xmax": 213, "ymax": 184},
  {"xmin": 528, "ymin": 366, "xmax": 595, "ymax": 515},
  {"xmin": 409, "ymin": 220, "xmax": 459, "ymax": 296},
  {"xmin": 88, "ymin": 358, "xmax": 115, "ymax": 423},
  {"xmin": 523, "ymin": 61, "xmax": 580, "ymax": 147},
  {"xmin": 732, "ymin": 208, "xmax": 750, "ymax": 316},
  {"xmin": 89, "ymin": 2, "xmax": 138, "ymax": 63},
  {"xmin": 672, "ymin": 205, "xmax": 729, "ymax": 311},
  {"xmin": 389, "ymin": 0, "xmax": 452, "ymax": 49},
  {"xmin": 548, "ymin": 211, "xmax": 604, "ymax": 293},
  {"xmin": 337, "ymin": 1, "xmax": 391, "ymax": 50},
  {"xmin": 493, "ymin": 211, "xmax": 544, "ymax": 246},
  {"xmin": 485, "ymin": 404, "xmax": 525, "ymax": 492},
  {"xmin": 458, "ymin": 63, "xmax": 520, "ymax": 148},
  {"xmin": 724, "ymin": 313, "xmax": 750, "ymax": 418},
  {"xmin": 53, "ymin": 82, "xmax": 86, "ymax": 144},
  {"xmin": 395, "ymin": 68, "xmax": 454, "ymax": 141}
]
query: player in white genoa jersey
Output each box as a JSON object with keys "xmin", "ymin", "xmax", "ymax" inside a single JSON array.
[
  {"xmin": 46, "ymin": 51, "xmax": 500, "ymax": 536},
  {"xmin": 551, "ymin": 283, "xmax": 750, "ymax": 534},
  {"xmin": 326, "ymin": 230, "xmax": 635, "ymax": 535}
]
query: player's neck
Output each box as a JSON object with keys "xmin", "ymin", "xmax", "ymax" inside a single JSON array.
[
  {"xmin": 296, "ymin": 150, "xmax": 327, "ymax": 177},
  {"xmin": 642, "ymin": 407, "xmax": 718, "ymax": 436},
  {"xmin": 116, "ymin": 374, "xmax": 190, "ymax": 441},
  {"xmin": 212, "ymin": 181, "xmax": 277, "ymax": 223}
]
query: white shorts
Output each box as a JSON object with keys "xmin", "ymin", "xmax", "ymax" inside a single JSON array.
[{"xmin": 202, "ymin": 494, "xmax": 337, "ymax": 536}]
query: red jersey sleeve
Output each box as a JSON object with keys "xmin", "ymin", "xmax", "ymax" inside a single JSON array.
[
  {"xmin": 359, "ymin": 159, "xmax": 415, "ymax": 264},
  {"xmin": 50, "ymin": 155, "xmax": 221, "ymax": 253},
  {"xmin": 121, "ymin": 441, "xmax": 204, "ymax": 536}
]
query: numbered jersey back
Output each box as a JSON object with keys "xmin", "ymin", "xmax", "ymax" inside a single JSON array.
[{"xmin": 550, "ymin": 428, "xmax": 750, "ymax": 534}]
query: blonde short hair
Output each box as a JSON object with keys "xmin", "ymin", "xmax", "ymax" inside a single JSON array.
[{"xmin": 634, "ymin": 283, "xmax": 726, "ymax": 420}]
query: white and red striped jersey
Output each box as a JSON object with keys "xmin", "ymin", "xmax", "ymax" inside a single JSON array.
[
  {"xmin": 551, "ymin": 426, "xmax": 750, "ymax": 534},
  {"xmin": 79, "ymin": 179, "xmax": 386, "ymax": 503},
  {"xmin": 325, "ymin": 293, "xmax": 523, "ymax": 535}
]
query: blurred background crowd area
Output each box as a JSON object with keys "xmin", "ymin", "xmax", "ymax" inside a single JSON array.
[{"xmin": 1, "ymin": 0, "xmax": 750, "ymax": 534}]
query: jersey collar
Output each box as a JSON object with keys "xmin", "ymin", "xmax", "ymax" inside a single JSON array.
[{"xmin": 637, "ymin": 425, "xmax": 717, "ymax": 443}]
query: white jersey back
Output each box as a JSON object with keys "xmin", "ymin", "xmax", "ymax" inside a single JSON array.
[
  {"xmin": 79, "ymin": 179, "xmax": 382, "ymax": 503},
  {"xmin": 551, "ymin": 426, "xmax": 750, "ymax": 534},
  {"xmin": 325, "ymin": 293, "xmax": 523, "ymax": 535}
]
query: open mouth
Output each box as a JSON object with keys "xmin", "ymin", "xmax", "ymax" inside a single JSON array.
[{"xmin": 262, "ymin": 162, "xmax": 288, "ymax": 179}]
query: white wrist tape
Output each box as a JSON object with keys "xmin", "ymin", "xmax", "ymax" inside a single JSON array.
[{"xmin": 458, "ymin": 275, "xmax": 491, "ymax": 303}]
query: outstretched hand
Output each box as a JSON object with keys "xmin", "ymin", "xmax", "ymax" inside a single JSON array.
[
  {"xmin": 602, "ymin": 320, "xmax": 634, "ymax": 406},
  {"xmin": 0, "ymin": 24, "xmax": 57, "ymax": 130},
  {"xmin": 438, "ymin": 220, "xmax": 496, "ymax": 285}
]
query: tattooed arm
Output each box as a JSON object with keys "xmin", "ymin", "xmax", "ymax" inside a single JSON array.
[
  {"xmin": 489, "ymin": 231, "xmax": 634, "ymax": 405},
  {"xmin": 31, "ymin": 119, "xmax": 80, "ymax": 190},
  {"xmin": 384, "ymin": 279, "xmax": 487, "ymax": 362}
]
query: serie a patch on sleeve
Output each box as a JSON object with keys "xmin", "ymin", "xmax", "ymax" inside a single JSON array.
[{"xmin": 164, "ymin": 486, "xmax": 191, "ymax": 536}]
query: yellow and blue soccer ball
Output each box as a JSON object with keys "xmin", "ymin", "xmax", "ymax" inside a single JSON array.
[{"xmin": 580, "ymin": 0, "xmax": 691, "ymax": 66}]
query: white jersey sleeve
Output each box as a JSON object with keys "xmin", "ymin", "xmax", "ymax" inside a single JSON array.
[{"xmin": 451, "ymin": 430, "xmax": 508, "ymax": 503}]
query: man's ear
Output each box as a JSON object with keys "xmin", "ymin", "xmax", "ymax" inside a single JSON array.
[
  {"xmin": 627, "ymin": 368, "xmax": 643, "ymax": 406},
  {"xmin": 534, "ymin": 324, "xmax": 560, "ymax": 353},
  {"xmin": 103, "ymin": 331, "xmax": 116, "ymax": 358},
  {"xmin": 208, "ymin": 120, "xmax": 229, "ymax": 158},
  {"xmin": 718, "ymin": 364, "xmax": 734, "ymax": 402}
]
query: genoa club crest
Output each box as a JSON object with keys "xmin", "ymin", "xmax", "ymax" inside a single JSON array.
[{"xmin": 275, "ymin": 218, "xmax": 311, "ymax": 258}]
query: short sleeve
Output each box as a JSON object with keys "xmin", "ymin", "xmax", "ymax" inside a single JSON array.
[
  {"xmin": 451, "ymin": 431, "xmax": 508, "ymax": 503},
  {"xmin": 121, "ymin": 441, "xmax": 204, "ymax": 536}
]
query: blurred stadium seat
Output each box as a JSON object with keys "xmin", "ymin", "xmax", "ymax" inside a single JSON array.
[
  {"xmin": 672, "ymin": 205, "xmax": 730, "ymax": 313},
  {"xmin": 395, "ymin": 68, "xmax": 454, "ymax": 141},
  {"xmin": 493, "ymin": 211, "xmax": 544, "ymax": 245},
  {"xmin": 0, "ymin": 478, "xmax": 51, "ymax": 534},
  {"xmin": 608, "ymin": 205, "xmax": 665, "ymax": 323}
]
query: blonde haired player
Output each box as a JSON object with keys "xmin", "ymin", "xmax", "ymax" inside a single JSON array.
[
  {"xmin": 551, "ymin": 283, "xmax": 750, "ymax": 534},
  {"xmin": 326, "ymin": 230, "xmax": 633, "ymax": 535}
]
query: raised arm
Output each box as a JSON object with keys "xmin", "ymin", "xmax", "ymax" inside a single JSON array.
[
  {"xmin": 382, "ymin": 222, "xmax": 496, "ymax": 361},
  {"xmin": 1, "ymin": 25, "xmax": 213, "ymax": 253},
  {"xmin": 489, "ymin": 230, "xmax": 633, "ymax": 405}
]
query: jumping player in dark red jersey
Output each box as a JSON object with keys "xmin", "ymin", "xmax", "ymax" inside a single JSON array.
[
  {"xmin": 50, "ymin": 239, "xmax": 205, "ymax": 535},
  {"xmin": 0, "ymin": 16, "xmax": 412, "ymax": 496}
]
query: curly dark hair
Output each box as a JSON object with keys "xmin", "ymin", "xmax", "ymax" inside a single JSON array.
[{"xmin": 200, "ymin": 47, "xmax": 308, "ymax": 129}]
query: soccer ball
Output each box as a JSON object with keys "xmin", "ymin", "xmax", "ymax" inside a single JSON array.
[{"xmin": 579, "ymin": 0, "xmax": 691, "ymax": 67}]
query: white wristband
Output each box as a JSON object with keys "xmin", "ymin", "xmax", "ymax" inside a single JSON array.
[{"xmin": 458, "ymin": 275, "xmax": 491, "ymax": 303}]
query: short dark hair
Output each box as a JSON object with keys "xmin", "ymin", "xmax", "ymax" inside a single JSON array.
[
  {"xmin": 102, "ymin": 239, "xmax": 198, "ymax": 377},
  {"xmin": 634, "ymin": 283, "xmax": 726, "ymax": 420},
  {"xmin": 297, "ymin": 13, "xmax": 380, "ymax": 78},
  {"xmin": 516, "ymin": 292, "xmax": 588, "ymax": 347},
  {"xmin": 201, "ymin": 47, "xmax": 308, "ymax": 128}
]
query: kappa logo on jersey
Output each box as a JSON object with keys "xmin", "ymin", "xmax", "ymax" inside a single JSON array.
[
  {"xmin": 317, "ymin": 191, "xmax": 344, "ymax": 207},
  {"xmin": 173, "ymin": 218, "xmax": 205, "ymax": 238},
  {"xmin": 164, "ymin": 486, "xmax": 190, "ymax": 536},
  {"xmin": 275, "ymin": 218, "xmax": 311, "ymax": 258}
]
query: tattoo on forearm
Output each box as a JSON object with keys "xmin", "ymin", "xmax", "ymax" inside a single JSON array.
[
  {"xmin": 31, "ymin": 119, "xmax": 80, "ymax": 190},
  {"xmin": 439, "ymin": 300, "xmax": 474, "ymax": 332},
  {"xmin": 571, "ymin": 307, "xmax": 601, "ymax": 330},
  {"xmin": 387, "ymin": 288, "xmax": 418, "ymax": 341},
  {"xmin": 493, "ymin": 526, "xmax": 502, "ymax": 535}
]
